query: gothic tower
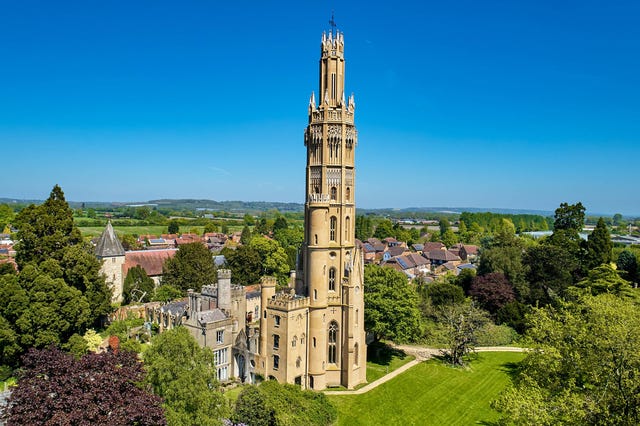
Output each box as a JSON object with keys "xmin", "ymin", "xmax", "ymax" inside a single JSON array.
[{"xmin": 298, "ymin": 28, "xmax": 366, "ymax": 390}]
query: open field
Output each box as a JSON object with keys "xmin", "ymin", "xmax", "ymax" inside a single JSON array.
[
  {"xmin": 329, "ymin": 351, "xmax": 524, "ymax": 426},
  {"xmin": 79, "ymin": 225, "xmax": 247, "ymax": 238}
]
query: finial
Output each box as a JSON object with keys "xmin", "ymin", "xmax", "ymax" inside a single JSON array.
[{"xmin": 329, "ymin": 10, "xmax": 337, "ymax": 36}]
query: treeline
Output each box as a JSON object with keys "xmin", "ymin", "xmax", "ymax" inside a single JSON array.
[{"xmin": 459, "ymin": 211, "xmax": 551, "ymax": 233}]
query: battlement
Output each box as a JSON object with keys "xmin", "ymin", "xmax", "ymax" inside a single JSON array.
[
  {"xmin": 201, "ymin": 284, "xmax": 217, "ymax": 297},
  {"xmin": 217, "ymin": 269, "xmax": 232, "ymax": 279},
  {"xmin": 231, "ymin": 285, "xmax": 245, "ymax": 299},
  {"xmin": 267, "ymin": 293, "xmax": 309, "ymax": 311},
  {"xmin": 261, "ymin": 276, "xmax": 277, "ymax": 288}
]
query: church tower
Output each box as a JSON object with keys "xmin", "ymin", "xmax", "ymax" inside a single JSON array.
[{"xmin": 298, "ymin": 27, "xmax": 366, "ymax": 390}]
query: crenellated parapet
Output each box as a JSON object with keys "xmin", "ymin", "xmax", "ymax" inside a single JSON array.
[
  {"xmin": 267, "ymin": 293, "xmax": 310, "ymax": 312},
  {"xmin": 217, "ymin": 269, "xmax": 232, "ymax": 280}
]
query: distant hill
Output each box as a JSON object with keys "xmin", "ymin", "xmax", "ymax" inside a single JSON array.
[{"xmin": 0, "ymin": 197, "xmax": 619, "ymax": 218}]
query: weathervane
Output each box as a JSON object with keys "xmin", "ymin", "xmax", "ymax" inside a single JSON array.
[{"xmin": 329, "ymin": 11, "xmax": 337, "ymax": 35}]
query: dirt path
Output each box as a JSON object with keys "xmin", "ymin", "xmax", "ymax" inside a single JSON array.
[{"xmin": 324, "ymin": 345, "xmax": 525, "ymax": 396}]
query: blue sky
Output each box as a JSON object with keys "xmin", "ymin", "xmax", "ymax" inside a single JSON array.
[{"xmin": 1, "ymin": 1, "xmax": 639, "ymax": 215}]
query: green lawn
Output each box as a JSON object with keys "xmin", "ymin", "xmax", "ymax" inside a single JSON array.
[
  {"xmin": 330, "ymin": 351, "xmax": 523, "ymax": 426},
  {"xmin": 366, "ymin": 343, "xmax": 415, "ymax": 383}
]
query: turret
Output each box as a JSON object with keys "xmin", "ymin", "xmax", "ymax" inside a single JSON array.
[{"xmin": 217, "ymin": 269, "xmax": 232, "ymax": 312}]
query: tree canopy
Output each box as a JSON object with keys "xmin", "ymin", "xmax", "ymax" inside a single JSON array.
[
  {"xmin": 232, "ymin": 380, "xmax": 337, "ymax": 426},
  {"xmin": 364, "ymin": 265, "xmax": 423, "ymax": 343},
  {"xmin": 495, "ymin": 294, "xmax": 640, "ymax": 425},
  {"xmin": 144, "ymin": 327, "xmax": 227, "ymax": 426},
  {"xmin": 4, "ymin": 346, "xmax": 165, "ymax": 425},
  {"xmin": 162, "ymin": 242, "xmax": 216, "ymax": 292}
]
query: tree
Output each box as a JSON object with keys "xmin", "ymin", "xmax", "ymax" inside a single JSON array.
[
  {"xmin": 495, "ymin": 294, "xmax": 640, "ymax": 424},
  {"xmin": 11, "ymin": 185, "xmax": 111, "ymax": 326},
  {"xmin": 355, "ymin": 215, "xmax": 373, "ymax": 241},
  {"xmin": 203, "ymin": 221, "xmax": 218, "ymax": 234},
  {"xmin": 524, "ymin": 244, "xmax": 576, "ymax": 306},
  {"xmin": 152, "ymin": 284, "xmax": 183, "ymax": 302},
  {"xmin": 439, "ymin": 218, "xmax": 450, "ymax": 235},
  {"xmin": 60, "ymin": 244, "xmax": 112, "ymax": 324},
  {"xmin": 232, "ymin": 381, "xmax": 337, "ymax": 426},
  {"xmin": 243, "ymin": 213, "xmax": 255, "ymax": 226},
  {"xmin": 422, "ymin": 282, "xmax": 465, "ymax": 307},
  {"xmin": 232, "ymin": 385, "xmax": 274, "ymax": 426},
  {"xmin": 585, "ymin": 217, "xmax": 612, "ymax": 269},
  {"xmin": 570, "ymin": 264, "xmax": 635, "ymax": 299},
  {"xmin": 0, "ymin": 203, "xmax": 15, "ymax": 230},
  {"xmin": 553, "ymin": 202, "xmax": 585, "ymax": 233},
  {"xmin": 162, "ymin": 242, "xmax": 216, "ymax": 292},
  {"xmin": 222, "ymin": 245, "xmax": 262, "ymax": 285},
  {"xmin": 4, "ymin": 346, "xmax": 165, "ymax": 425},
  {"xmin": 617, "ymin": 250, "xmax": 638, "ymax": 284},
  {"xmin": 273, "ymin": 216, "xmax": 288, "ymax": 232},
  {"xmin": 364, "ymin": 265, "xmax": 423, "ymax": 343},
  {"xmin": 240, "ymin": 225, "xmax": 252, "ymax": 245},
  {"xmin": 144, "ymin": 327, "xmax": 227, "ymax": 426},
  {"xmin": 440, "ymin": 228, "xmax": 458, "ymax": 248},
  {"xmin": 247, "ymin": 236, "xmax": 291, "ymax": 286},
  {"xmin": 123, "ymin": 265, "xmax": 155, "ymax": 304},
  {"xmin": 477, "ymin": 229, "xmax": 527, "ymax": 299},
  {"xmin": 167, "ymin": 220, "xmax": 180, "ymax": 234},
  {"xmin": 14, "ymin": 185, "xmax": 82, "ymax": 267},
  {"xmin": 438, "ymin": 301, "xmax": 489, "ymax": 366},
  {"xmin": 0, "ymin": 265, "xmax": 92, "ymax": 369},
  {"xmin": 373, "ymin": 219, "xmax": 394, "ymax": 240},
  {"xmin": 254, "ymin": 217, "xmax": 270, "ymax": 235},
  {"xmin": 469, "ymin": 272, "xmax": 516, "ymax": 315},
  {"xmin": 120, "ymin": 233, "xmax": 143, "ymax": 250}
]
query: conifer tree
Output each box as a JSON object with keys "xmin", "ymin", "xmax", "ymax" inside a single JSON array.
[{"xmin": 585, "ymin": 217, "xmax": 612, "ymax": 269}]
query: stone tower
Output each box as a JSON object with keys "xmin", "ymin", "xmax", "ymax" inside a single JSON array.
[
  {"xmin": 95, "ymin": 221, "xmax": 126, "ymax": 303},
  {"xmin": 297, "ymin": 28, "xmax": 366, "ymax": 390}
]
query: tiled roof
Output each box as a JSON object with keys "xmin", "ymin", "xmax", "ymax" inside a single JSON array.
[
  {"xmin": 362, "ymin": 243, "xmax": 376, "ymax": 253},
  {"xmin": 387, "ymin": 246, "xmax": 407, "ymax": 257},
  {"xmin": 123, "ymin": 249, "xmax": 178, "ymax": 277},
  {"xmin": 95, "ymin": 222, "xmax": 125, "ymax": 257},
  {"xmin": 373, "ymin": 243, "xmax": 386, "ymax": 252},
  {"xmin": 457, "ymin": 263, "xmax": 477, "ymax": 270},
  {"xmin": 442, "ymin": 261, "xmax": 458, "ymax": 270},
  {"xmin": 160, "ymin": 300, "xmax": 188, "ymax": 316},
  {"xmin": 425, "ymin": 250, "xmax": 461, "ymax": 262},
  {"xmin": 423, "ymin": 242, "xmax": 446, "ymax": 252},
  {"xmin": 463, "ymin": 245, "xmax": 479, "ymax": 255},
  {"xmin": 197, "ymin": 309, "xmax": 228, "ymax": 324}
]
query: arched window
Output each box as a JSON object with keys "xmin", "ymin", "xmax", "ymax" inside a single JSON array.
[
  {"xmin": 314, "ymin": 234, "xmax": 318, "ymax": 245},
  {"xmin": 296, "ymin": 357, "xmax": 302, "ymax": 368},
  {"xmin": 328, "ymin": 267, "xmax": 336, "ymax": 291},
  {"xmin": 346, "ymin": 187, "xmax": 351, "ymax": 201},
  {"xmin": 328, "ymin": 321, "xmax": 338, "ymax": 364},
  {"xmin": 330, "ymin": 216, "xmax": 337, "ymax": 241},
  {"xmin": 330, "ymin": 186, "xmax": 337, "ymax": 201},
  {"xmin": 345, "ymin": 216, "xmax": 350, "ymax": 241},
  {"xmin": 354, "ymin": 343, "xmax": 359, "ymax": 366}
]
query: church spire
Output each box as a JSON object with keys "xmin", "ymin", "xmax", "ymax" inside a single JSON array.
[{"xmin": 95, "ymin": 221, "xmax": 125, "ymax": 257}]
